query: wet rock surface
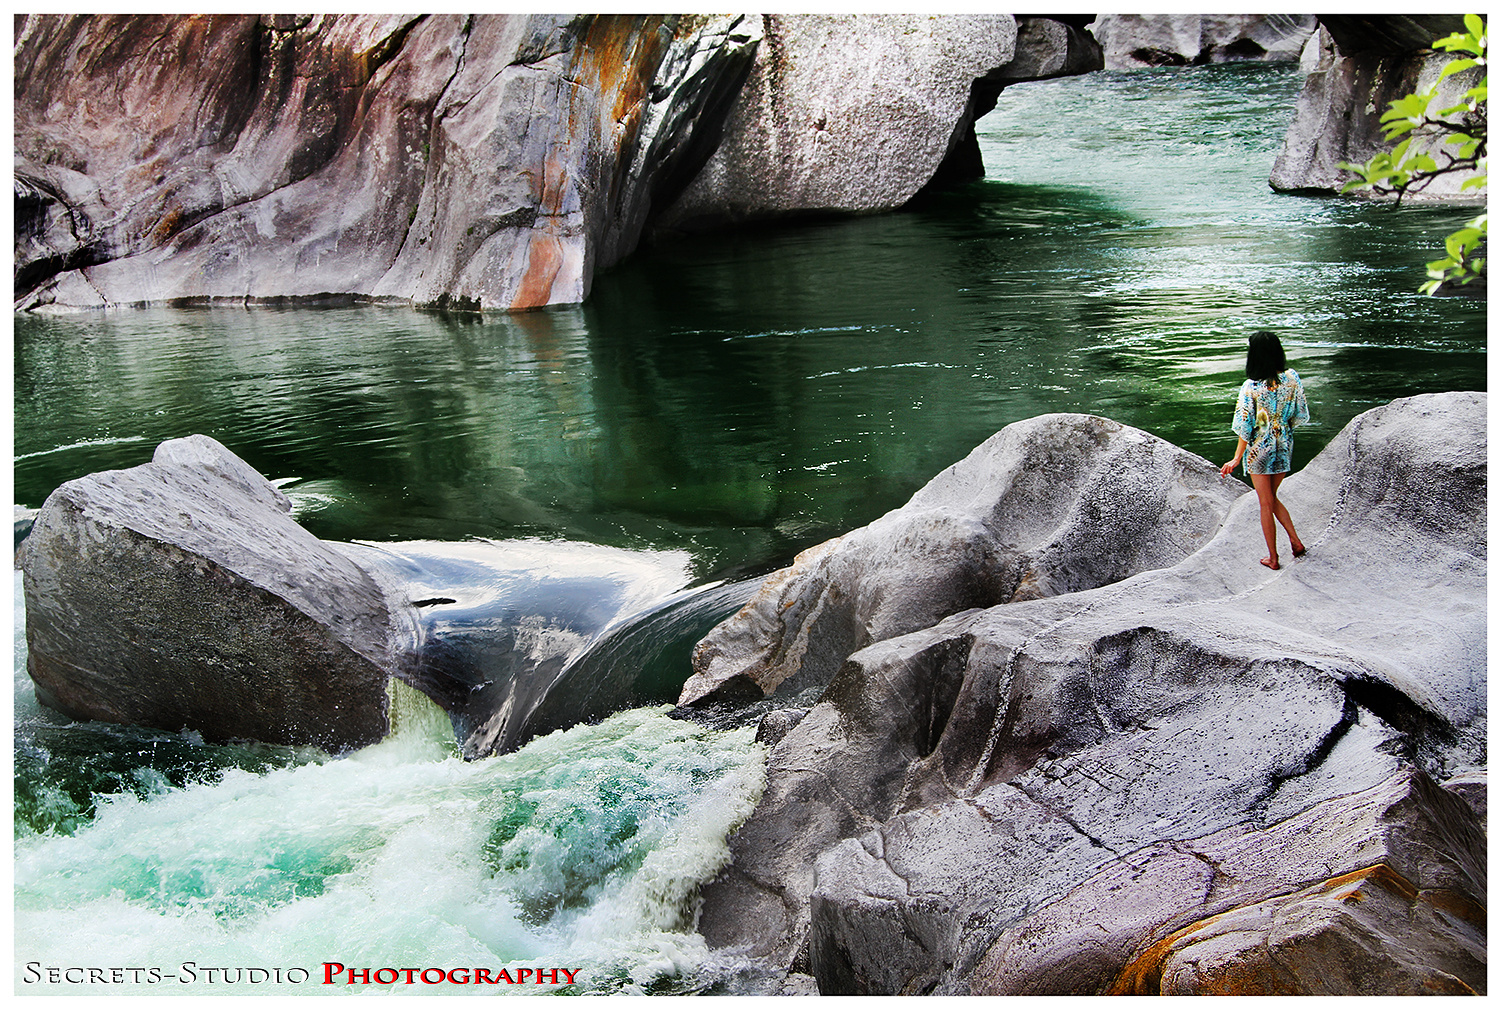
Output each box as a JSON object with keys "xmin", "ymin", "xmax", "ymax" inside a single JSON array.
[
  {"xmin": 17, "ymin": 435, "xmax": 747, "ymax": 758},
  {"xmin": 692, "ymin": 392, "xmax": 1486, "ymax": 994}
]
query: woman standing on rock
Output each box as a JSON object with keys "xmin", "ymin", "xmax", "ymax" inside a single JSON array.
[{"xmin": 1220, "ymin": 330, "xmax": 1309, "ymax": 570}]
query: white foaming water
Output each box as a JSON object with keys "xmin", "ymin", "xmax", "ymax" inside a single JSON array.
[{"xmin": 13, "ymin": 575, "xmax": 767, "ymax": 995}]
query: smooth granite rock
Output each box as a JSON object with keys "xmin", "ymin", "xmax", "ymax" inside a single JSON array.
[
  {"xmin": 681, "ymin": 413, "xmax": 1247, "ymax": 708},
  {"xmin": 1270, "ymin": 16, "xmax": 1483, "ymax": 197},
  {"xmin": 18, "ymin": 434, "xmax": 408, "ymax": 750},
  {"xmin": 15, "ymin": 13, "xmax": 1101, "ymax": 313},
  {"xmin": 652, "ymin": 14, "xmax": 1101, "ymax": 233},
  {"xmin": 970, "ymin": 769, "xmax": 1486, "ymax": 995},
  {"xmin": 1090, "ymin": 15, "xmax": 1316, "ymax": 69},
  {"xmin": 14, "ymin": 14, "xmax": 760, "ymax": 312},
  {"xmin": 692, "ymin": 392, "xmax": 1485, "ymax": 993},
  {"xmin": 18, "ymin": 434, "xmax": 746, "ymax": 759}
]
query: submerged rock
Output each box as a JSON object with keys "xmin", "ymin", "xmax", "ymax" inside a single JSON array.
[
  {"xmin": 1270, "ymin": 16, "xmax": 1484, "ymax": 197},
  {"xmin": 691, "ymin": 392, "xmax": 1486, "ymax": 994},
  {"xmin": 1090, "ymin": 15, "xmax": 1316, "ymax": 69},
  {"xmin": 18, "ymin": 435, "xmax": 407, "ymax": 751}
]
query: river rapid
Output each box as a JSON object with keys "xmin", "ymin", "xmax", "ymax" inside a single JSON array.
[{"xmin": 11, "ymin": 64, "xmax": 1485, "ymax": 993}]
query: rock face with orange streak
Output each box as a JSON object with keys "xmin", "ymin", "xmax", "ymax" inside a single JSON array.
[
  {"xmin": 15, "ymin": 13, "xmax": 1101, "ymax": 312},
  {"xmin": 15, "ymin": 14, "xmax": 761, "ymax": 312}
]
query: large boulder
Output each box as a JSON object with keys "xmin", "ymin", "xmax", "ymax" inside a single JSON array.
[
  {"xmin": 692, "ymin": 392, "xmax": 1485, "ymax": 993},
  {"xmin": 17, "ymin": 435, "xmax": 751, "ymax": 758},
  {"xmin": 1270, "ymin": 16, "xmax": 1484, "ymax": 197},
  {"xmin": 18, "ymin": 435, "xmax": 412, "ymax": 751},
  {"xmin": 1090, "ymin": 15, "xmax": 1316, "ymax": 69},
  {"xmin": 14, "ymin": 14, "xmax": 760, "ymax": 312},
  {"xmin": 645, "ymin": 14, "xmax": 1102, "ymax": 233}
]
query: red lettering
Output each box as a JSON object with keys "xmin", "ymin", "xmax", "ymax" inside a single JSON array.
[
  {"xmin": 516, "ymin": 969, "xmax": 533, "ymax": 984},
  {"xmin": 494, "ymin": 969, "xmax": 515, "ymax": 984},
  {"xmin": 421, "ymin": 969, "xmax": 445, "ymax": 984},
  {"xmin": 537, "ymin": 968, "xmax": 558, "ymax": 984},
  {"xmin": 472, "ymin": 969, "xmax": 496, "ymax": 985},
  {"xmin": 322, "ymin": 964, "xmax": 344, "ymax": 985},
  {"xmin": 373, "ymin": 969, "xmax": 397, "ymax": 985},
  {"xmin": 348, "ymin": 968, "xmax": 371, "ymax": 984},
  {"xmin": 560, "ymin": 968, "xmax": 579, "ymax": 985}
]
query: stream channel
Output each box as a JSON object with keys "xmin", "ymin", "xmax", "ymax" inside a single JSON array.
[{"xmin": 12, "ymin": 64, "xmax": 1485, "ymax": 993}]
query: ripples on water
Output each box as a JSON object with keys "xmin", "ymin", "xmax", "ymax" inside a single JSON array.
[{"xmin": 11, "ymin": 63, "xmax": 1485, "ymax": 992}]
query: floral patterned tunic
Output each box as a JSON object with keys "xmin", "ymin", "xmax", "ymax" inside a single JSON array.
[{"xmin": 1231, "ymin": 369, "xmax": 1309, "ymax": 475}]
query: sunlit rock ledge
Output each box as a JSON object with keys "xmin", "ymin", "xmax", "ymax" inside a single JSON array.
[{"xmin": 683, "ymin": 391, "xmax": 1486, "ymax": 995}]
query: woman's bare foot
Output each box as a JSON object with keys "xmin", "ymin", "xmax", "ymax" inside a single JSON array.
[
  {"xmin": 1260, "ymin": 557, "xmax": 1279, "ymax": 570},
  {"xmin": 1291, "ymin": 541, "xmax": 1307, "ymax": 557}
]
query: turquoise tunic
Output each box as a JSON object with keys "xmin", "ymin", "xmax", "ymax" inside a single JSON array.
[{"xmin": 1232, "ymin": 369, "xmax": 1309, "ymax": 475}]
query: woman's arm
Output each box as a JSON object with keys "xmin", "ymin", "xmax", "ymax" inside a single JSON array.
[{"xmin": 1220, "ymin": 437, "xmax": 1247, "ymax": 477}]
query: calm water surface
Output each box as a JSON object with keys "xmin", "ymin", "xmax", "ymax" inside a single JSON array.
[{"xmin": 12, "ymin": 64, "xmax": 1486, "ymax": 992}]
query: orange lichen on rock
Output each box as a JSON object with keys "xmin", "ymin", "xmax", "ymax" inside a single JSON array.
[
  {"xmin": 510, "ymin": 232, "xmax": 564, "ymax": 310},
  {"xmin": 1108, "ymin": 862, "xmax": 1485, "ymax": 996}
]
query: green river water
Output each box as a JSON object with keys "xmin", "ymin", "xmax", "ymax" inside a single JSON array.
[{"xmin": 12, "ymin": 63, "xmax": 1486, "ymax": 993}]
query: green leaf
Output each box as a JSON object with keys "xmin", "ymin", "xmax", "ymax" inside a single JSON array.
[
  {"xmin": 1439, "ymin": 57, "xmax": 1480, "ymax": 82},
  {"xmin": 1464, "ymin": 13, "xmax": 1485, "ymax": 40}
]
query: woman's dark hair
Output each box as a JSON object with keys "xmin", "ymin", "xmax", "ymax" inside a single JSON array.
[{"xmin": 1245, "ymin": 330, "xmax": 1287, "ymax": 382}]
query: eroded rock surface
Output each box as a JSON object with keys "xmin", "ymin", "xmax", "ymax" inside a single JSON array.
[
  {"xmin": 15, "ymin": 13, "xmax": 1101, "ymax": 313},
  {"xmin": 692, "ymin": 392, "xmax": 1485, "ymax": 994},
  {"xmin": 655, "ymin": 14, "xmax": 1100, "ymax": 233},
  {"xmin": 18, "ymin": 434, "xmax": 407, "ymax": 750},
  {"xmin": 1091, "ymin": 14, "xmax": 1316, "ymax": 69}
]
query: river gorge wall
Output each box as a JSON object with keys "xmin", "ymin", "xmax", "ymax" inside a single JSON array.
[
  {"xmin": 1271, "ymin": 15, "xmax": 1485, "ymax": 197},
  {"xmin": 15, "ymin": 14, "xmax": 1479, "ymax": 312},
  {"xmin": 13, "ymin": 13, "xmax": 1098, "ymax": 313}
]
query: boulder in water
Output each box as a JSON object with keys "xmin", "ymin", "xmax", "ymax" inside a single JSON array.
[
  {"xmin": 18, "ymin": 434, "xmax": 410, "ymax": 751},
  {"xmin": 655, "ymin": 14, "xmax": 1102, "ymax": 233}
]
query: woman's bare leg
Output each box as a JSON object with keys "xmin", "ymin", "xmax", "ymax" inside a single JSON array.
[
  {"xmin": 1267, "ymin": 473, "xmax": 1306, "ymax": 555},
  {"xmin": 1251, "ymin": 473, "xmax": 1280, "ymax": 568}
]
